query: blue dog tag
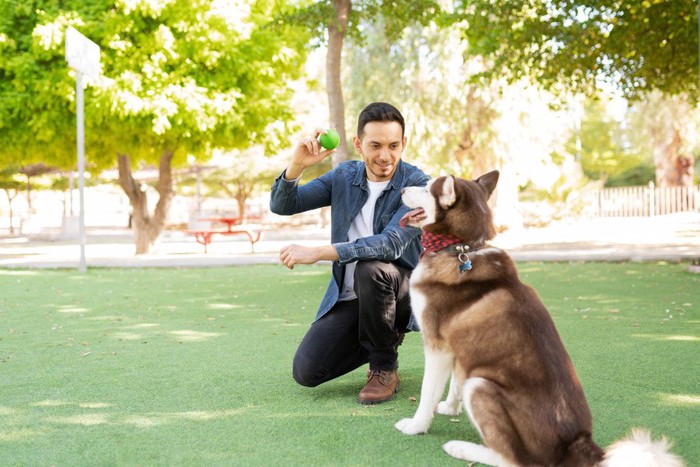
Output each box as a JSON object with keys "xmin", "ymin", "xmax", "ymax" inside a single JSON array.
[{"xmin": 459, "ymin": 259, "xmax": 472, "ymax": 273}]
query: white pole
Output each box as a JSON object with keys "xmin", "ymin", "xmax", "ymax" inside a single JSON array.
[
  {"xmin": 76, "ymin": 71, "xmax": 86, "ymax": 273},
  {"xmin": 65, "ymin": 26, "xmax": 98, "ymax": 273}
]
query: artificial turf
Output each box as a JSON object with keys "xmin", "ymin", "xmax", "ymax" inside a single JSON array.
[{"xmin": 0, "ymin": 262, "xmax": 697, "ymax": 466}]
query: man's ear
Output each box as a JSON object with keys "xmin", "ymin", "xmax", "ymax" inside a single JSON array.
[
  {"xmin": 352, "ymin": 136, "xmax": 362, "ymax": 153},
  {"xmin": 439, "ymin": 175, "xmax": 457, "ymax": 208},
  {"xmin": 476, "ymin": 170, "xmax": 499, "ymax": 197}
]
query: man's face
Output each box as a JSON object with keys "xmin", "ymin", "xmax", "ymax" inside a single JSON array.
[{"xmin": 353, "ymin": 121, "xmax": 406, "ymax": 182}]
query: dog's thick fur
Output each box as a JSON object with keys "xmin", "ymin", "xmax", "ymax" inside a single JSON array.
[{"xmin": 395, "ymin": 172, "xmax": 683, "ymax": 467}]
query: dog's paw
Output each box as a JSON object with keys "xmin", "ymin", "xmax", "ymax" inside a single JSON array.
[
  {"xmin": 443, "ymin": 440, "xmax": 499, "ymax": 465},
  {"xmin": 395, "ymin": 417, "xmax": 428, "ymax": 435},
  {"xmin": 443, "ymin": 440, "xmax": 471, "ymax": 460},
  {"xmin": 437, "ymin": 400, "xmax": 461, "ymax": 416}
]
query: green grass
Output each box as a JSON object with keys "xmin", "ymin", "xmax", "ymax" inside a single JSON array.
[{"xmin": 0, "ymin": 262, "xmax": 698, "ymax": 466}]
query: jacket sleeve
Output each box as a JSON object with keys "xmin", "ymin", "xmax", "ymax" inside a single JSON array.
[
  {"xmin": 269, "ymin": 170, "xmax": 332, "ymax": 215},
  {"xmin": 333, "ymin": 170, "xmax": 429, "ymax": 266},
  {"xmin": 333, "ymin": 208, "xmax": 423, "ymax": 265}
]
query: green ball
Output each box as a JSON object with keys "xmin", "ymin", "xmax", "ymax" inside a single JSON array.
[{"xmin": 319, "ymin": 129, "xmax": 340, "ymax": 150}]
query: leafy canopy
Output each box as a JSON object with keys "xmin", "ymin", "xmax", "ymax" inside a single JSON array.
[
  {"xmin": 452, "ymin": 0, "xmax": 699, "ymax": 100},
  {"xmin": 0, "ymin": 0, "xmax": 311, "ymax": 170},
  {"xmin": 276, "ymin": 0, "xmax": 443, "ymax": 44}
]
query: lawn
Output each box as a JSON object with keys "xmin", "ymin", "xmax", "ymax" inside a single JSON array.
[{"xmin": 0, "ymin": 262, "xmax": 698, "ymax": 466}]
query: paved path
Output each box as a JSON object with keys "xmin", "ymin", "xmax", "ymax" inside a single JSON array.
[{"xmin": 1, "ymin": 213, "xmax": 698, "ymax": 269}]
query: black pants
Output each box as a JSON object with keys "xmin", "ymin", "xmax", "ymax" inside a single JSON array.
[{"xmin": 292, "ymin": 260, "xmax": 412, "ymax": 387}]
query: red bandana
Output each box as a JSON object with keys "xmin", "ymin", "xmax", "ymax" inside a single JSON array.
[{"xmin": 420, "ymin": 231, "xmax": 465, "ymax": 255}]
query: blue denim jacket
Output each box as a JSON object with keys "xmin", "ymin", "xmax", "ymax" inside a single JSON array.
[{"xmin": 270, "ymin": 159, "xmax": 430, "ymax": 325}]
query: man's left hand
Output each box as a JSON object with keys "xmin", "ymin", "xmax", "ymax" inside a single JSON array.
[{"xmin": 279, "ymin": 244, "xmax": 339, "ymax": 270}]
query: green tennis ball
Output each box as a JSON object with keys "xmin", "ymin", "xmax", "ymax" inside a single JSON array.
[{"xmin": 319, "ymin": 129, "xmax": 340, "ymax": 150}]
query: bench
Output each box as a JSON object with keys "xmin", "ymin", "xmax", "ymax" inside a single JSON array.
[{"xmin": 186, "ymin": 217, "xmax": 263, "ymax": 253}]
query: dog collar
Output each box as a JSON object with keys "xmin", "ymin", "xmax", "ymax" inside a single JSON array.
[{"xmin": 420, "ymin": 232, "xmax": 485, "ymax": 273}]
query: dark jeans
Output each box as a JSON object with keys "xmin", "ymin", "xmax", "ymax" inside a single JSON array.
[{"xmin": 292, "ymin": 260, "xmax": 412, "ymax": 387}]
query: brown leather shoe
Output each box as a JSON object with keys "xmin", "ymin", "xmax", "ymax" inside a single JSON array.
[{"xmin": 358, "ymin": 369, "xmax": 400, "ymax": 405}]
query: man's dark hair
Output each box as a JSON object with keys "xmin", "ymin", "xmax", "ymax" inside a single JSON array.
[{"xmin": 357, "ymin": 102, "xmax": 405, "ymax": 139}]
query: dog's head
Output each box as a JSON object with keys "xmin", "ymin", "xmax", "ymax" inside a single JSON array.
[{"xmin": 401, "ymin": 171, "xmax": 499, "ymax": 243}]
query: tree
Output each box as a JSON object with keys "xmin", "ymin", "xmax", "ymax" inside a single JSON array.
[
  {"xmin": 453, "ymin": 0, "xmax": 699, "ymax": 100},
  {"xmin": 0, "ymin": 0, "xmax": 311, "ymax": 253},
  {"xmin": 0, "ymin": 167, "xmax": 23, "ymax": 234},
  {"xmin": 17, "ymin": 163, "xmax": 60, "ymax": 211},
  {"xmin": 179, "ymin": 148, "xmax": 287, "ymax": 219},
  {"xmin": 451, "ymin": 0, "xmax": 699, "ymax": 186},
  {"xmin": 626, "ymin": 92, "xmax": 699, "ymax": 187},
  {"xmin": 343, "ymin": 17, "xmax": 591, "ymax": 229},
  {"xmin": 279, "ymin": 0, "xmax": 442, "ymax": 165},
  {"xmin": 567, "ymin": 95, "xmax": 642, "ymax": 184}
]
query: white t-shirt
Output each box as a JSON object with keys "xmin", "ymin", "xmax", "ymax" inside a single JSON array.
[{"xmin": 338, "ymin": 180, "xmax": 390, "ymax": 301}]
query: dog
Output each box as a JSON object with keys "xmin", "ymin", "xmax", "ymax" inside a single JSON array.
[{"xmin": 395, "ymin": 172, "xmax": 683, "ymax": 466}]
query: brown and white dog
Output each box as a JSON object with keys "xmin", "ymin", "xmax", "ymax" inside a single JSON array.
[{"xmin": 395, "ymin": 172, "xmax": 683, "ymax": 466}]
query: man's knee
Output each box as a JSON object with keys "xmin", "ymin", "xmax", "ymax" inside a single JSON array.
[
  {"xmin": 292, "ymin": 353, "xmax": 322, "ymax": 387},
  {"xmin": 354, "ymin": 260, "xmax": 397, "ymax": 287}
]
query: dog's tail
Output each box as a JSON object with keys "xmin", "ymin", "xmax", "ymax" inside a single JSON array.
[
  {"xmin": 601, "ymin": 429, "xmax": 684, "ymax": 467},
  {"xmin": 560, "ymin": 432, "xmax": 605, "ymax": 466}
]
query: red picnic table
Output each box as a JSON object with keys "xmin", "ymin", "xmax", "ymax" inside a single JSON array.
[{"xmin": 186, "ymin": 216, "xmax": 263, "ymax": 253}]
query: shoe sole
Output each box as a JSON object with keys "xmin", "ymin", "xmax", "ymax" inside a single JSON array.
[{"xmin": 357, "ymin": 380, "xmax": 400, "ymax": 405}]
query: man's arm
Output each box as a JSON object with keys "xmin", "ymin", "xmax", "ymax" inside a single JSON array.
[
  {"xmin": 273, "ymin": 130, "xmax": 340, "ymax": 270},
  {"xmin": 270, "ymin": 130, "xmax": 335, "ymax": 216},
  {"xmin": 334, "ymin": 170, "xmax": 430, "ymax": 266},
  {"xmin": 279, "ymin": 244, "xmax": 339, "ymax": 270},
  {"xmin": 333, "ymin": 217, "xmax": 422, "ymax": 266}
]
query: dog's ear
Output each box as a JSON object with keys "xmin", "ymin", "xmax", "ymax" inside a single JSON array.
[
  {"xmin": 476, "ymin": 170, "xmax": 499, "ymax": 197},
  {"xmin": 438, "ymin": 175, "xmax": 457, "ymax": 208}
]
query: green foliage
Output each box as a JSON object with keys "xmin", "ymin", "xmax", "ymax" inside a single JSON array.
[
  {"xmin": 0, "ymin": 0, "xmax": 311, "ymax": 171},
  {"xmin": 605, "ymin": 163, "xmax": 656, "ymax": 187},
  {"xmin": 277, "ymin": 0, "xmax": 443, "ymax": 44},
  {"xmin": 566, "ymin": 96, "xmax": 644, "ymax": 184},
  {"xmin": 452, "ymin": 0, "xmax": 699, "ymax": 101},
  {"xmin": 0, "ymin": 166, "xmax": 24, "ymax": 192}
]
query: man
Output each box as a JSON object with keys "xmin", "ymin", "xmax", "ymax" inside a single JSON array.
[{"xmin": 269, "ymin": 102, "xmax": 429, "ymax": 404}]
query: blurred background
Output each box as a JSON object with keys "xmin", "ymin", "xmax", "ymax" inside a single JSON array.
[{"xmin": 0, "ymin": 0, "xmax": 698, "ymax": 255}]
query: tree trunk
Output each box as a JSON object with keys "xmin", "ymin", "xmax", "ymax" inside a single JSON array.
[
  {"xmin": 235, "ymin": 181, "xmax": 248, "ymax": 219},
  {"xmin": 25, "ymin": 178, "xmax": 32, "ymax": 212},
  {"xmin": 236, "ymin": 195, "xmax": 246, "ymax": 219},
  {"xmin": 327, "ymin": 0, "xmax": 351, "ymax": 166},
  {"xmin": 453, "ymin": 88, "xmax": 498, "ymax": 176},
  {"xmin": 117, "ymin": 151, "xmax": 175, "ymax": 254},
  {"xmin": 3, "ymin": 190, "xmax": 17, "ymax": 235},
  {"xmin": 652, "ymin": 125, "xmax": 695, "ymax": 187},
  {"xmin": 645, "ymin": 95, "xmax": 695, "ymax": 188},
  {"xmin": 219, "ymin": 180, "xmax": 252, "ymax": 219}
]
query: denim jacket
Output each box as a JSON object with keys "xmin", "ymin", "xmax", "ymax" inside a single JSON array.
[{"xmin": 270, "ymin": 159, "xmax": 430, "ymax": 325}]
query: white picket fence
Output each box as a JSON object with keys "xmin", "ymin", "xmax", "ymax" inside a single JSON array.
[{"xmin": 583, "ymin": 183, "xmax": 700, "ymax": 217}]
